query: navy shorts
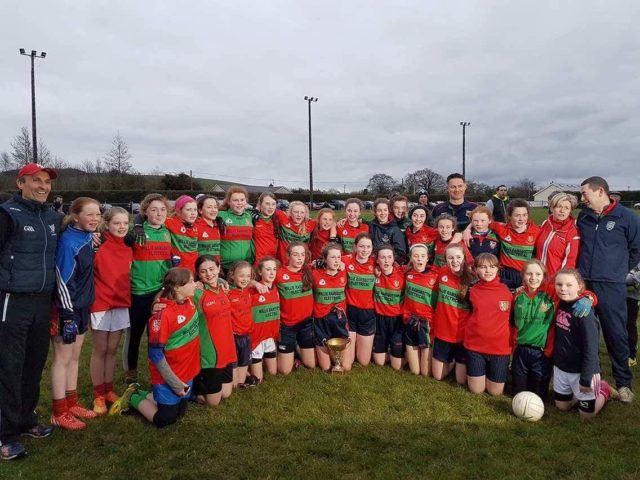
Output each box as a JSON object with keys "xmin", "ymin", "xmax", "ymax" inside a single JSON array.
[
  {"xmin": 432, "ymin": 338, "xmax": 466, "ymax": 364},
  {"xmin": 278, "ymin": 318, "xmax": 315, "ymax": 354},
  {"xmin": 373, "ymin": 314, "xmax": 404, "ymax": 358},
  {"xmin": 194, "ymin": 364, "xmax": 233, "ymax": 395},
  {"xmin": 512, "ymin": 345, "xmax": 551, "ymax": 380},
  {"xmin": 233, "ymin": 334, "xmax": 251, "ymax": 367},
  {"xmin": 500, "ymin": 267, "xmax": 521, "ymax": 290},
  {"xmin": 313, "ymin": 312, "xmax": 349, "ymax": 347},
  {"xmin": 466, "ymin": 350, "xmax": 510, "ymax": 383},
  {"xmin": 403, "ymin": 318, "xmax": 430, "ymax": 349},
  {"xmin": 346, "ymin": 306, "xmax": 376, "ymax": 336}
]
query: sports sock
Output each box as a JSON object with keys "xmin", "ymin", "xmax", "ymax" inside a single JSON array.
[
  {"xmin": 93, "ymin": 384, "xmax": 105, "ymax": 399},
  {"xmin": 130, "ymin": 390, "xmax": 149, "ymax": 410},
  {"xmin": 66, "ymin": 390, "xmax": 78, "ymax": 408},
  {"xmin": 104, "ymin": 381, "xmax": 113, "ymax": 393},
  {"xmin": 52, "ymin": 398, "xmax": 68, "ymax": 416},
  {"xmin": 600, "ymin": 380, "xmax": 611, "ymax": 401}
]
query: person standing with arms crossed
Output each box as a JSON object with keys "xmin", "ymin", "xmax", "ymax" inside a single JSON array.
[
  {"xmin": 0, "ymin": 164, "xmax": 60, "ymax": 460},
  {"xmin": 578, "ymin": 176, "xmax": 640, "ymax": 403}
]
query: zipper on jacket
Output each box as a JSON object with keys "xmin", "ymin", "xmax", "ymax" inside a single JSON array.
[
  {"xmin": 1, "ymin": 293, "xmax": 9, "ymax": 322},
  {"xmin": 39, "ymin": 210, "xmax": 47, "ymax": 293}
]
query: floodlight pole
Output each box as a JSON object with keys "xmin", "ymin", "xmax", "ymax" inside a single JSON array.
[
  {"xmin": 304, "ymin": 96, "xmax": 318, "ymax": 204},
  {"xmin": 460, "ymin": 121, "xmax": 470, "ymax": 178},
  {"xmin": 19, "ymin": 49, "xmax": 46, "ymax": 163}
]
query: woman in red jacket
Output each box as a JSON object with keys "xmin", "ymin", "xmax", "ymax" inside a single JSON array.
[
  {"xmin": 464, "ymin": 253, "xmax": 512, "ymax": 395},
  {"xmin": 90, "ymin": 207, "xmax": 133, "ymax": 415},
  {"xmin": 535, "ymin": 192, "xmax": 580, "ymax": 277}
]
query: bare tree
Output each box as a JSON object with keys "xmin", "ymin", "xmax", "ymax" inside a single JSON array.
[
  {"xmin": 80, "ymin": 158, "xmax": 95, "ymax": 174},
  {"xmin": 403, "ymin": 168, "xmax": 446, "ymax": 194},
  {"xmin": 511, "ymin": 177, "xmax": 537, "ymax": 199},
  {"xmin": 49, "ymin": 156, "xmax": 69, "ymax": 169},
  {"xmin": 10, "ymin": 127, "xmax": 33, "ymax": 167},
  {"xmin": 37, "ymin": 140, "xmax": 52, "ymax": 166},
  {"xmin": 0, "ymin": 152, "xmax": 11, "ymax": 172},
  {"xmin": 104, "ymin": 132, "xmax": 133, "ymax": 174},
  {"xmin": 367, "ymin": 173, "xmax": 398, "ymax": 196}
]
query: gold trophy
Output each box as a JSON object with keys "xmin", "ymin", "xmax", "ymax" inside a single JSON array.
[{"xmin": 325, "ymin": 337, "xmax": 351, "ymax": 373}]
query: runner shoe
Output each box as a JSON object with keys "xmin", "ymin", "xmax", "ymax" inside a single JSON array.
[
  {"xmin": 629, "ymin": 357, "xmax": 637, "ymax": 368},
  {"xmin": 21, "ymin": 424, "xmax": 54, "ymax": 439},
  {"xmin": 68, "ymin": 404, "xmax": 99, "ymax": 419},
  {"xmin": 619, "ymin": 386, "xmax": 634, "ymax": 404},
  {"xmin": 51, "ymin": 412, "xmax": 86, "ymax": 431},
  {"xmin": 109, "ymin": 383, "xmax": 139, "ymax": 415},
  {"xmin": 93, "ymin": 396, "xmax": 108, "ymax": 416},
  {"xmin": 0, "ymin": 441, "xmax": 26, "ymax": 461}
]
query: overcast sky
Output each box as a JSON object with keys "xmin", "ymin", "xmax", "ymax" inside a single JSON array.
[{"xmin": 2, "ymin": 1, "xmax": 639, "ymax": 191}]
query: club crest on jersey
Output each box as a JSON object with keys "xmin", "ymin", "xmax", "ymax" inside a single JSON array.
[
  {"xmin": 319, "ymin": 279, "xmax": 326, "ymax": 286},
  {"xmin": 164, "ymin": 234, "xmax": 170, "ymax": 241},
  {"xmin": 340, "ymin": 277, "xmax": 346, "ymax": 285},
  {"xmin": 499, "ymin": 301, "xmax": 510, "ymax": 312},
  {"xmin": 505, "ymin": 235, "xmax": 512, "ymax": 242},
  {"xmin": 258, "ymin": 295, "xmax": 266, "ymax": 303},
  {"xmin": 180, "ymin": 226, "xmax": 186, "ymax": 233},
  {"xmin": 382, "ymin": 234, "xmax": 390, "ymax": 243},
  {"xmin": 489, "ymin": 241, "xmax": 497, "ymax": 249},
  {"xmin": 428, "ymin": 279, "xmax": 435, "ymax": 286},
  {"xmin": 49, "ymin": 224, "xmax": 56, "ymax": 234},
  {"xmin": 177, "ymin": 315, "xmax": 187, "ymax": 324},
  {"xmin": 606, "ymin": 221, "xmax": 616, "ymax": 231},
  {"xmin": 225, "ymin": 218, "xmax": 233, "ymax": 225},
  {"xmin": 368, "ymin": 265, "xmax": 374, "ymax": 272},
  {"xmin": 152, "ymin": 318, "xmax": 161, "ymax": 332},
  {"xmin": 342, "ymin": 229, "xmax": 348, "ymax": 235},
  {"xmin": 441, "ymin": 275, "xmax": 448, "ymax": 282},
  {"xmin": 348, "ymin": 264, "xmax": 355, "ymax": 271},
  {"xmin": 282, "ymin": 274, "xmax": 290, "ymax": 280},
  {"xmin": 202, "ymin": 232, "xmax": 209, "ymax": 238},
  {"xmin": 527, "ymin": 236, "xmax": 534, "ymax": 243},
  {"xmin": 393, "ymin": 280, "xmax": 400, "ymax": 287},
  {"xmin": 540, "ymin": 302, "xmax": 550, "ymax": 313},
  {"xmin": 285, "ymin": 223, "xmax": 291, "ymax": 228},
  {"xmin": 407, "ymin": 274, "xmax": 413, "ymax": 280}
]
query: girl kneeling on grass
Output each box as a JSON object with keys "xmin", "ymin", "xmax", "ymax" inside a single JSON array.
[
  {"xmin": 313, "ymin": 243, "xmax": 352, "ymax": 372},
  {"xmin": 403, "ymin": 244, "xmax": 439, "ymax": 376},
  {"xmin": 90, "ymin": 207, "xmax": 132, "ymax": 415},
  {"xmin": 431, "ymin": 243, "xmax": 475, "ymax": 384},
  {"xmin": 553, "ymin": 268, "xmax": 617, "ymax": 419},
  {"xmin": 193, "ymin": 255, "xmax": 236, "ymax": 407},
  {"xmin": 51, "ymin": 197, "xmax": 102, "ymax": 431},
  {"xmin": 112, "ymin": 268, "xmax": 199, "ymax": 427},
  {"xmin": 463, "ymin": 253, "xmax": 511, "ymax": 396}
]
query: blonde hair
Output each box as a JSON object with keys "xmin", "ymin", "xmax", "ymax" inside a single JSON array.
[
  {"xmin": 100, "ymin": 206, "xmax": 129, "ymax": 233},
  {"xmin": 549, "ymin": 192, "xmax": 578, "ymax": 210},
  {"xmin": 62, "ymin": 197, "xmax": 101, "ymax": 230}
]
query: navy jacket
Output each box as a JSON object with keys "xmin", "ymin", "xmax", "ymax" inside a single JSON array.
[
  {"xmin": 577, "ymin": 202, "xmax": 640, "ymax": 283},
  {"xmin": 0, "ymin": 194, "xmax": 60, "ymax": 294},
  {"xmin": 55, "ymin": 225, "xmax": 95, "ymax": 319},
  {"xmin": 368, "ymin": 219, "xmax": 407, "ymax": 265},
  {"xmin": 430, "ymin": 199, "xmax": 477, "ymax": 232}
]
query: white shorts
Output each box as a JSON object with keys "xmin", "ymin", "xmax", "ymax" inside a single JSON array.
[
  {"xmin": 91, "ymin": 308, "xmax": 130, "ymax": 332},
  {"xmin": 251, "ymin": 338, "xmax": 277, "ymax": 360},
  {"xmin": 552, "ymin": 366, "xmax": 597, "ymax": 402}
]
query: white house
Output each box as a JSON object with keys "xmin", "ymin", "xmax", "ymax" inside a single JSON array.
[{"xmin": 532, "ymin": 182, "xmax": 580, "ymax": 206}]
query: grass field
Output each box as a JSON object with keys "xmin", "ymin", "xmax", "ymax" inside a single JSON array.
[{"xmin": 5, "ymin": 206, "xmax": 640, "ymax": 479}]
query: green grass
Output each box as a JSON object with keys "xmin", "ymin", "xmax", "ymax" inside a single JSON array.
[{"xmin": 4, "ymin": 332, "xmax": 640, "ymax": 480}]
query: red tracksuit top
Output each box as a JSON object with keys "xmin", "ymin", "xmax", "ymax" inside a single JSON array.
[
  {"xmin": 274, "ymin": 267, "xmax": 314, "ymax": 326},
  {"xmin": 433, "ymin": 266, "xmax": 471, "ymax": 344},
  {"xmin": 344, "ymin": 255, "xmax": 376, "ymax": 310},
  {"xmin": 535, "ymin": 216, "xmax": 580, "ymax": 277},
  {"xmin": 374, "ymin": 266, "xmax": 405, "ymax": 317},
  {"xmin": 92, "ymin": 232, "xmax": 133, "ymax": 313},
  {"xmin": 464, "ymin": 276, "xmax": 512, "ymax": 355},
  {"xmin": 402, "ymin": 268, "xmax": 439, "ymax": 325},
  {"xmin": 228, "ymin": 286, "xmax": 253, "ymax": 335}
]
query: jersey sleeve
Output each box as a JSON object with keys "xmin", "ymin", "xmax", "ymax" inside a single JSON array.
[
  {"xmin": 55, "ymin": 242, "xmax": 78, "ymax": 319},
  {"xmin": 579, "ymin": 313, "xmax": 601, "ymax": 387}
]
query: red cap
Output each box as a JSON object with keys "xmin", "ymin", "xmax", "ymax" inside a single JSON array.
[{"xmin": 18, "ymin": 163, "xmax": 58, "ymax": 180}]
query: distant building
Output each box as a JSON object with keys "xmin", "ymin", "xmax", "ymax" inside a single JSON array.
[
  {"xmin": 532, "ymin": 182, "xmax": 580, "ymax": 206},
  {"xmin": 209, "ymin": 183, "xmax": 292, "ymax": 195}
]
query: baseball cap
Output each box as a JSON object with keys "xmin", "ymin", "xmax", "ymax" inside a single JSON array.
[
  {"xmin": 18, "ymin": 163, "xmax": 58, "ymax": 180},
  {"xmin": 418, "ymin": 189, "xmax": 428, "ymax": 196}
]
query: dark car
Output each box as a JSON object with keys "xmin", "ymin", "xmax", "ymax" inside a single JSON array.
[
  {"xmin": 277, "ymin": 199, "xmax": 290, "ymax": 211},
  {"xmin": 362, "ymin": 201, "xmax": 374, "ymax": 210},
  {"xmin": 329, "ymin": 199, "xmax": 345, "ymax": 210}
]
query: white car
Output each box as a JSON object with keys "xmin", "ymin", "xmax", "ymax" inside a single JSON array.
[{"xmin": 634, "ymin": 203, "xmax": 640, "ymax": 209}]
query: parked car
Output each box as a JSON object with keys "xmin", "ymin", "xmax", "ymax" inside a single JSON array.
[
  {"xmin": 329, "ymin": 199, "xmax": 345, "ymax": 210},
  {"xmin": 277, "ymin": 199, "xmax": 290, "ymax": 211},
  {"xmin": 128, "ymin": 202, "xmax": 141, "ymax": 214},
  {"xmin": 362, "ymin": 201, "xmax": 374, "ymax": 210},
  {"xmin": 634, "ymin": 203, "xmax": 640, "ymax": 209}
]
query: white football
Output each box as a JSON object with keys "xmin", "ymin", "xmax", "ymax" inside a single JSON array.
[{"xmin": 512, "ymin": 391, "xmax": 545, "ymax": 422}]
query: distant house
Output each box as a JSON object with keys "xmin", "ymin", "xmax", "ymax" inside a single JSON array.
[
  {"xmin": 209, "ymin": 183, "xmax": 292, "ymax": 195},
  {"xmin": 532, "ymin": 182, "xmax": 580, "ymax": 206}
]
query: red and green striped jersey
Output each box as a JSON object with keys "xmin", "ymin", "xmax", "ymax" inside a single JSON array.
[
  {"xmin": 491, "ymin": 221, "xmax": 540, "ymax": 272},
  {"xmin": 312, "ymin": 268, "xmax": 347, "ymax": 318},
  {"xmin": 403, "ymin": 268, "xmax": 439, "ymax": 324},
  {"xmin": 431, "ymin": 237, "xmax": 474, "ymax": 268},
  {"xmin": 343, "ymin": 255, "xmax": 375, "ymax": 309},
  {"xmin": 512, "ymin": 288, "xmax": 555, "ymax": 348},
  {"xmin": 253, "ymin": 215, "xmax": 278, "ymax": 264},
  {"xmin": 165, "ymin": 216, "xmax": 199, "ymax": 273},
  {"xmin": 194, "ymin": 286, "xmax": 237, "ymax": 369},
  {"xmin": 309, "ymin": 228, "xmax": 332, "ymax": 261},
  {"xmin": 374, "ymin": 266, "xmax": 405, "ymax": 317},
  {"xmin": 228, "ymin": 287, "xmax": 253, "ymax": 335},
  {"xmin": 250, "ymin": 286, "xmax": 280, "ymax": 349},
  {"xmin": 406, "ymin": 225, "xmax": 438, "ymax": 249},
  {"xmin": 194, "ymin": 217, "xmax": 221, "ymax": 262},
  {"xmin": 147, "ymin": 298, "xmax": 200, "ymax": 385},
  {"xmin": 218, "ymin": 210, "xmax": 255, "ymax": 269},
  {"xmin": 337, "ymin": 222, "xmax": 369, "ymax": 254},
  {"xmin": 433, "ymin": 266, "xmax": 471, "ymax": 343},
  {"xmin": 275, "ymin": 210, "xmax": 316, "ymax": 264},
  {"xmin": 130, "ymin": 223, "xmax": 171, "ymax": 295},
  {"xmin": 274, "ymin": 267, "xmax": 314, "ymax": 326}
]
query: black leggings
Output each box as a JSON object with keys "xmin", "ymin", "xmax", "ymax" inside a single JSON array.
[
  {"xmin": 123, "ymin": 291, "xmax": 158, "ymax": 372},
  {"xmin": 628, "ymin": 297, "xmax": 639, "ymax": 359}
]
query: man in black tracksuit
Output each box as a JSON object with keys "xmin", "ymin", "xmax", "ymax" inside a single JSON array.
[
  {"xmin": 0, "ymin": 164, "xmax": 60, "ymax": 460},
  {"xmin": 578, "ymin": 176, "xmax": 640, "ymax": 404}
]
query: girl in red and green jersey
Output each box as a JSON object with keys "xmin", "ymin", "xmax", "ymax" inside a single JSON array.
[
  {"xmin": 274, "ymin": 201, "xmax": 317, "ymax": 264},
  {"xmin": 164, "ymin": 195, "xmax": 199, "ymax": 273},
  {"xmin": 464, "ymin": 253, "xmax": 512, "ymax": 396},
  {"xmin": 312, "ymin": 243, "xmax": 351, "ymax": 372},
  {"xmin": 432, "ymin": 214, "xmax": 472, "ymax": 268},
  {"xmin": 406, "ymin": 205, "xmax": 438, "ymax": 250},
  {"xmin": 124, "ymin": 194, "xmax": 172, "ymax": 385},
  {"xmin": 193, "ymin": 255, "xmax": 236, "ymax": 407},
  {"xmin": 249, "ymin": 257, "xmax": 280, "ymax": 381},
  {"xmin": 343, "ymin": 234, "xmax": 376, "ymax": 367},
  {"xmin": 337, "ymin": 198, "xmax": 369, "ymax": 254},
  {"xmin": 218, "ymin": 187, "xmax": 255, "ymax": 270},
  {"xmin": 227, "ymin": 261, "xmax": 254, "ymax": 387},
  {"xmin": 124, "ymin": 268, "xmax": 199, "ymax": 428},
  {"xmin": 309, "ymin": 208, "xmax": 338, "ymax": 261},
  {"xmin": 372, "ymin": 245, "xmax": 405, "ymax": 370},
  {"xmin": 403, "ymin": 244, "xmax": 439, "ymax": 376},
  {"xmin": 432, "ymin": 243, "xmax": 475, "ymax": 385},
  {"xmin": 274, "ymin": 242, "xmax": 316, "ymax": 374},
  {"xmin": 195, "ymin": 195, "xmax": 221, "ymax": 263},
  {"xmin": 252, "ymin": 192, "xmax": 279, "ymax": 264}
]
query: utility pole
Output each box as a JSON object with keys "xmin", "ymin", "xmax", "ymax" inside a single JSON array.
[
  {"xmin": 304, "ymin": 96, "xmax": 318, "ymax": 204},
  {"xmin": 19, "ymin": 49, "xmax": 47, "ymax": 163},
  {"xmin": 460, "ymin": 121, "xmax": 470, "ymax": 178}
]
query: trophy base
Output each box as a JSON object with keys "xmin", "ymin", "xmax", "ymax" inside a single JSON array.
[{"xmin": 330, "ymin": 365, "xmax": 345, "ymax": 374}]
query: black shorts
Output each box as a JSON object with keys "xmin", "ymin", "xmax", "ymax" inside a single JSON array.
[
  {"xmin": 278, "ymin": 318, "xmax": 315, "ymax": 354},
  {"xmin": 313, "ymin": 312, "xmax": 349, "ymax": 347},
  {"xmin": 500, "ymin": 267, "xmax": 521, "ymax": 290},
  {"xmin": 153, "ymin": 399, "xmax": 188, "ymax": 428},
  {"xmin": 403, "ymin": 319, "xmax": 430, "ymax": 349},
  {"xmin": 373, "ymin": 314, "xmax": 404, "ymax": 358},
  {"xmin": 346, "ymin": 306, "xmax": 376, "ymax": 336},
  {"xmin": 233, "ymin": 334, "xmax": 251, "ymax": 367},
  {"xmin": 512, "ymin": 345, "xmax": 551, "ymax": 380},
  {"xmin": 194, "ymin": 364, "xmax": 233, "ymax": 395},
  {"xmin": 432, "ymin": 338, "xmax": 466, "ymax": 364},
  {"xmin": 466, "ymin": 350, "xmax": 510, "ymax": 383}
]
